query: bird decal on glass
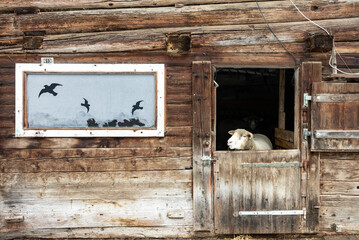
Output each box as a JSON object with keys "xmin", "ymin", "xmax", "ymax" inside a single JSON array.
[
  {"xmin": 38, "ymin": 83, "xmax": 63, "ymax": 98},
  {"xmin": 81, "ymin": 98, "xmax": 90, "ymax": 113},
  {"xmin": 132, "ymin": 100, "xmax": 143, "ymax": 115}
]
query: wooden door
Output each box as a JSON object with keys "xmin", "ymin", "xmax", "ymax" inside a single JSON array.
[
  {"xmin": 310, "ymin": 82, "xmax": 359, "ymax": 151},
  {"xmin": 214, "ymin": 150, "xmax": 303, "ymax": 234},
  {"xmin": 193, "ymin": 62, "xmax": 324, "ymax": 234},
  {"xmin": 212, "ymin": 63, "xmax": 323, "ymax": 234}
]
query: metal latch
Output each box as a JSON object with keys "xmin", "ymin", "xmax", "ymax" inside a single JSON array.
[
  {"xmin": 202, "ymin": 156, "xmax": 216, "ymax": 162},
  {"xmin": 303, "ymin": 128, "xmax": 312, "ymax": 141},
  {"xmin": 303, "ymin": 93, "xmax": 312, "ymax": 107}
]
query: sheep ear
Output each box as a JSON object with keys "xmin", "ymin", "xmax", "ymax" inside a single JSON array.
[
  {"xmin": 248, "ymin": 133, "xmax": 253, "ymax": 138},
  {"xmin": 228, "ymin": 130, "xmax": 235, "ymax": 135}
]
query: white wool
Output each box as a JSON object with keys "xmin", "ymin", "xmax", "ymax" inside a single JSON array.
[{"xmin": 227, "ymin": 129, "xmax": 272, "ymax": 150}]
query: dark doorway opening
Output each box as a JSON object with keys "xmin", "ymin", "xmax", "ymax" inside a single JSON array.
[{"xmin": 215, "ymin": 68, "xmax": 296, "ymax": 150}]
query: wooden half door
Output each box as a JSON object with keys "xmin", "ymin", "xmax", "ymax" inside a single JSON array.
[
  {"xmin": 213, "ymin": 66, "xmax": 307, "ymax": 234},
  {"xmin": 214, "ymin": 150, "xmax": 303, "ymax": 234}
]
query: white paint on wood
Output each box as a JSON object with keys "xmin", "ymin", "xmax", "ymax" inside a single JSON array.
[{"xmin": 15, "ymin": 63, "xmax": 166, "ymax": 137}]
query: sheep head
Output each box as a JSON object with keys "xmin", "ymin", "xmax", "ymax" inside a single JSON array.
[{"xmin": 227, "ymin": 129, "xmax": 254, "ymax": 150}]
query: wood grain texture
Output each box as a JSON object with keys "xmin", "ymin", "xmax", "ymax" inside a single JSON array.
[
  {"xmin": 300, "ymin": 62, "xmax": 321, "ymax": 233},
  {"xmin": 0, "ymin": 0, "xmax": 358, "ymax": 237},
  {"xmin": 192, "ymin": 61, "xmax": 213, "ymax": 231},
  {"xmin": 0, "ymin": 1, "xmax": 357, "ymax": 37},
  {"xmin": 0, "ymin": 170, "xmax": 193, "ymax": 237},
  {"xmin": 311, "ymin": 82, "xmax": 359, "ymax": 152},
  {"xmin": 1, "ymin": 18, "xmax": 359, "ymax": 54},
  {"xmin": 319, "ymin": 153, "xmax": 359, "ymax": 233},
  {"xmin": 214, "ymin": 150, "xmax": 303, "ymax": 234},
  {"xmin": 0, "ymin": 156, "xmax": 192, "ymax": 173},
  {"xmin": 0, "ymin": 0, "xmax": 279, "ymax": 11}
]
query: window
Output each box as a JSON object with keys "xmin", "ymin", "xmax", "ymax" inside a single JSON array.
[
  {"xmin": 15, "ymin": 63, "xmax": 165, "ymax": 137},
  {"xmin": 215, "ymin": 67, "xmax": 297, "ymax": 150}
]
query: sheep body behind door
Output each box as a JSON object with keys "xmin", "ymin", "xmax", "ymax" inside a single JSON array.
[{"xmin": 227, "ymin": 129, "xmax": 272, "ymax": 150}]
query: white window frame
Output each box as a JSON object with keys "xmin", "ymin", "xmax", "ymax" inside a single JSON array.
[{"xmin": 15, "ymin": 63, "xmax": 166, "ymax": 137}]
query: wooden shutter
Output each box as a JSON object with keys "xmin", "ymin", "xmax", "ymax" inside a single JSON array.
[
  {"xmin": 192, "ymin": 61, "xmax": 213, "ymax": 231},
  {"xmin": 310, "ymin": 82, "xmax": 359, "ymax": 151}
]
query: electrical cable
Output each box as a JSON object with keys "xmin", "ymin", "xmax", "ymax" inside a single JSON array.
[
  {"xmin": 288, "ymin": 0, "xmax": 330, "ymax": 36},
  {"xmin": 288, "ymin": 0, "xmax": 359, "ymax": 75},
  {"xmin": 255, "ymin": 0, "xmax": 298, "ymax": 66}
]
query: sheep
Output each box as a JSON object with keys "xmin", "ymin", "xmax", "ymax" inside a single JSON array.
[
  {"xmin": 227, "ymin": 129, "xmax": 273, "ymax": 150},
  {"xmin": 243, "ymin": 115, "xmax": 263, "ymax": 130}
]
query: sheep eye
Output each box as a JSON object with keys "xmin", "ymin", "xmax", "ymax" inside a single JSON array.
[{"xmin": 242, "ymin": 135, "xmax": 247, "ymax": 138}]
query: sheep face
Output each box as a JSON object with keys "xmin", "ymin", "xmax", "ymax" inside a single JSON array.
[{"xmin": 227, "ymin": 129, "xmax": 253, "ymax": 150}]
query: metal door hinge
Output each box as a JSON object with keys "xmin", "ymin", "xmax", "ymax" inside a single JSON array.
[
  {"xmin": 303, "ymin": 128, "xmax": 312, "ymax": 141},
  {"xmin": 237, "ymin": 210, "xmax": 306, "ymax": 216},
  {"xmin": 241, "ymin": 162, "xmax": 302, "ymax": 168},
  {"xmin": 303, "ymin": 93, "xmax": 312, "ymax": 107},
  {"xmin": 5, "ymin": 215, "xmax": 24, "ymax": 223}
]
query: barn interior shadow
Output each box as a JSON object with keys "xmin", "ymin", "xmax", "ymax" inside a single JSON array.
[{"xmin": 215, "ymin": 68, "xmax": 295, "ymax": 150}]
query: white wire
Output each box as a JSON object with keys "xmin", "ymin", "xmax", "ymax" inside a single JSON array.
[
  {"xmin": 289, "ymin": 0, "xmax": 359, "ymax": 75},
  {"xmin": 289, "ymin": 0, "xmax": 331, "ymax": 36}
]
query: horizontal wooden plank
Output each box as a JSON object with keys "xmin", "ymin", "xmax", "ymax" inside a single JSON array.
[
  {"xmin": 0, "ymin": 170, "xmax": 192, "ymax": 200},
  {"xmin": 191, "ymin": 43, "xmax": 307, "ymax": 54},
  {"xmin": 0, "ymin": 92, "xmax": 12, "ymax": 104},
  {"xmin": 275, "ymin": 138, "xmax": 295, "ymax": 149},
  {"xmin": 275, "ymin": 128, "xmax": 294, "ymax": 142},
  {"xmin": 0, "ymin": 0, "xmax": 277, "ymax": 11},
  {"xmin": 320, "ymin": 206, "xmax": 359, "ymax": 233},
  {"xmin": 166, "ymin": 66, "xmax": 191, "ymax": 84},
  {"xmin": 0, "ymin": 1, "xmax": 357, "ymax": 37},
  {"xmin": 321, "ymin": 159, "xmax": 359, "ymax": 181},
  {"xmin": 0, "ymin": 156, "xmax": 192, "ymax": 173},
  {"xmin": 320, "ymin": 152, "xmax": 359, "ymax": 160},
  {"xmin": 0, "ymin": 85, "xmax": 13, "ymax": 93},
  {"xmin": 314, "ymin": 130, "xmax": 359, "ymax": 139},
  {"xmin": 0, "ymin": 126, "xmax": 192, "ymax": 149},
  {"xmin": 0, "ymin": 226, "xmax": 193, "ymax": 239},
  {"xmin": 167, "ymin": 84, "xmax": 191, "ymax": 104},
  {"xmin": 0, "ymin": 198, "xmax": 193, "ymax": 229},
  {"xmin": 1, "ymin": 17, "xmax": 359, "ymax": 54},
  {"xmin": 193, "ymin": 19, "xmax": 359, "ymax": 48},
  {"xmin": 214, "ymin": 149, "xmax": 300, "ymax": 163},
  {"xmin": 166, "ymin": 104, "xmax": 192, "ymax": 127},
  {"xmin": 0, "ymin": 52, "xmax": 195, "ymax": 67},
  {"xmin": 0, "ymin": 146, "xmax": 191, "ymax": 160},
  {"xmin": 321, "ymin": 181, "xmax": 359, "ymax": 195},
  {"xmin": 312, "ymin": 138, "xmax": 359, "ymax": 152},
  {"xmin": 321, "ymin": 195, "xmax": 359, "ymax": 208},
  {"xmin": 0, "ymin": 51, "xmax": 303, "ymax": 69},
  {"xmin": 335, "ymin": 42, "xmax": 359, "ymax": 54},
  {"xmin": 313, "ymin": 82, "xmax": 359, "ymax": 94}
]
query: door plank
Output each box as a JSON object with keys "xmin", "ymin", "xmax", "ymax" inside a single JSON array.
[{"xmin": 192, "ymin": 61, "xmax": 213, "ymax": 231}]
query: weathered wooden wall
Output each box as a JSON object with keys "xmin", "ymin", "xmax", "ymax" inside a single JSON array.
[
  {"xmin": 0, "ymin": 56, "xmax": 195, "ymax": 238},
  {"xmin": 320, "ymin": 153, "xmax": 359, "ymax": 233},
  {"xmin": 0, "ymin": 0, "xmax": 358, "ymax": 238}
]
